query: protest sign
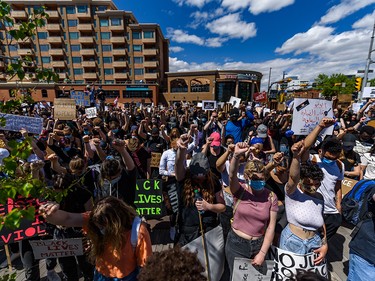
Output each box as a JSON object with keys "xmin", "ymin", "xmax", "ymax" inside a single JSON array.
[
  {"xmin": 30, "ymin": 238, "xmax": 83, "ymax": 259},
  {"xmin": 0, "ymin": 197, "xmax": 46, "ymax": 245},
  {"xmin": 150, "ymin": 152, "xmax": 162, "ymax": 168},
  {"xmin": 352, "ymin": 102, "xmax": 364, "ymax": 113},
  {"xmin": 202, "ymin": 100, "xmax": 217, "ymax": 111},
  {"xmin": 232, "ymin": 258, "xmax": 274, "ymax": 281},
  {"xmin": 253, "ymin": 91, "xmax": 268, "ymax": 103},
  {"xmin": 342, "ymin": 177, "xmax": 358, "ymax": 197},
  {"xmin": 85, "ymin": 107, "xmax": 97, "ymax": 119},
  {"xmin": 270, "ymin": 247, "xmax": 328, "ymax": 281},
  {"xmin": 362, "ymin": 87, "xmax": 375, "ymax": 98},
  {"xmin": 134, "ymin": 179, "xmax": 165, "ymax": 218},
  {"xmin": 291, "ymin": 98, "xmax": 334, "ymax": 135},
  {"xmin": 0, "ymin": 113, "xmax": 43, "ymax": 134},
  {"xmin": 53, "ymin": 98, "xmax": 76, "ymax": 120},
  {"xmin": 70, "ymin": 91, "xmax": 90, "ymax": 106},
  {"xmin": 197, "ymin": 102, "xmax": 203, "ymax": 108},
  {"xmin": 229, "ymin": 96, "xmax": 241, "ymax": 108}
]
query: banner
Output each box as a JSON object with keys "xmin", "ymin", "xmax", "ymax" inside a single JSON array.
[
  {"xmin": 0, "ymin": 197, "xmax": 46, "ymax": 245},
  {"xmin": 70, "ymin": 91, "xmax": 90, "ymax": 106},
  {"xmin": 232, "ymin": 258, "xmax": 273, "ymax": 281},
  {"xmin": 270, "ymin": 247, "xmax": 328, "ymax": 280},
  {"xmin": 291, "ymin": 98, "xmax": 334, "ymax": 135},
  {"xmin": 253, "ymin": 91, "xmax": 268, "ymax": 103},
  {"xmin": 362, "ymin": 87, "xmax": 375, "ymax": 98},
  {"xmin": 85, "ymin": 107, "xmax": 97, "ymax": 119},
  {"xmin": 0, "ymin": 113, "xmax": 43, "ymax": 134},
  {"xmin": 54, "ymin": 98, "xmax": 76, "ymax": 120},
  {"xmin": 30, "ymin": 238, "xmax": 83, "ymax": 259},
  {"xmin": 134, "ymin": 179, "xmax": 165, "ymax": 218}
]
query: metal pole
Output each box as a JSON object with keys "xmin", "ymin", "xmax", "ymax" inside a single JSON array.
[
  {"xmin": 267, "ymin": 67, "xmax": 272, "ymax": 90},
  {"xmin": 361, "ymin": 20, "xmax": 375, "ymax": 100}
]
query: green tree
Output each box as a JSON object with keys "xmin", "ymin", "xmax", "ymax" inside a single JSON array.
[
  {"xmin": 314, "ymin": 73, "xmax": 356, "ymax": 97},
  {"xmin": 368, "ymin": 78, "xmax": 375, "ymax": 86}
]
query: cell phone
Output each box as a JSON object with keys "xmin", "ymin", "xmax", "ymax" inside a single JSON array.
[{"xmin": 296, "ymin": 100, "xmax": 310, "ymax": 112}]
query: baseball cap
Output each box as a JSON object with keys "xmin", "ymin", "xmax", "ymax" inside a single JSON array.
[
  {"xmin": 151, "ymin": 127, "xmax": 160, "ymax": 135},
  {"xmin": 189, "ymin": 153, "xmax": 210, "ymax": 176},
  {"xmin": 285, "ymin": 130, "xmax": 294, "ymax": 138},
  {"xmin": 257, "ymin": 124, "xmax": 268, "ymax": 138},
  {"xmin": 342, "ymin": 133, "xmax": 357, "ymax": 147},
  {"xmin": 209, "ymin": 132, "xmax": 221, "ymax": 147},
  {"xmin": 230, "ymin": 108, "xmax": 239, "ymax": 118},
  {"xmin": 250, "ymin": 137, "xmax": 264, "ymax": 145}
]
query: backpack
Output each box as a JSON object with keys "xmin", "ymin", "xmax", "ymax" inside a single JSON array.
[{"xmin": 342, "ymin": 179, "xmax": 375, "ymax": 226}]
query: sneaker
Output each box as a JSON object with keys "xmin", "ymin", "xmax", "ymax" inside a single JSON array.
[
  {"xmin": 47, "ymin": 270, "xmax": 61, "ymax": 281},
  {"xmin": 0, "ymin": 252, "xmax": 20, "ymax": 268},
  {"xmin": 169, "ymin": 226, "xmax": 176, "ymax": 241}
]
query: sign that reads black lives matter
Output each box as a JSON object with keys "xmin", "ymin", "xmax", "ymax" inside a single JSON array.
[{"xmin": 134, "ymin": 179, "xmax": 166, "ymax": 218}]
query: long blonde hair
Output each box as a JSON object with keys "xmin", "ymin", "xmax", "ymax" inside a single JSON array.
[{"xmin": 243, "ymin": 160, "xmax": 265, "ymax": 180}]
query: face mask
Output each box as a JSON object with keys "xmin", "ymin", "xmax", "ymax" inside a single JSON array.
[
  {"xmin": 249, "ymin": 180, "xmax": 266, "ymax": 191},
  {"xmin": 63, "ymin": 146, "xmax": 71, "ymax": 152},
  {"xmin": 112, "ymin": 129, "xmax": 119, "ymax": 134},
  {"xmin": 84, "ymin": 130, "xmax": 90, "ymax": 135},
  {"xmin": 322, "ymin": 157, "xmax": 336, "ymax": 165},
  {"xmin": 343, "ymin": 146, "xmax": 353, "ymax": 152},
  {"xmin": 212, "ymin": 145, "xmax": 220, "ymax": 150}
]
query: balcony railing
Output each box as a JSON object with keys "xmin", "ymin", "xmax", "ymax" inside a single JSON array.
[
  {"xmin": 112, "ymin": 49, "xmax": 127, "ymax": 56},
  {"xmin": 11, "ymin": 11, "xmax": 27, "ymax": 19},
  {"xmin": 83, "ymin": 73, "xmax": 98, "ymax": 79},
  {"xmin": 143, "ymin": 49, "xmax": 158, "ymax": 56},
  {"xmin": 144, "ymin": 73, "xmax": 158, "ymax": 79},
  {"xmin": 77, "ymin": 24, "xmax": 93, "ymax": 31},
  {"xmin": 143, "ymin": 61, "xmax": 158, "ymax": 68},
  {"xmin": 114, "ymin": 73, "xmax": 129, "ymax": 79},
  {"xmin": 80, "ymin": 49, "xmax": 96, "ymax": 56},
  {"xmin": 82, "ymin": 61, "xmax": 97, "ymax": 67},
  {"xmin": 46, "ymin": 11, "xmax": 59, "ymax": 18},
  {"xmin": 113, "ymin": 61, "xmax": 128, "ymax": 67},
  {"xmin": 49, "ymin": 49, "xmax": 64, "ymax": 56},
  {"xmin": 46, "ymin": 24, "xmax": 61, "ymax": 31},
  {"xmin": 79, "ymin": 37, "xmax": 94, "ymax": 44},
  {"xmin": 111, "ymin": 37, "xmax": 125, "ymax": 44},
  {"xmin": 51, "ymin": 61, "xmax": 66, "ymax": 67},
  {"xmin": 48, "ymin": 37, "xmax": 63, "ymax": 44}
]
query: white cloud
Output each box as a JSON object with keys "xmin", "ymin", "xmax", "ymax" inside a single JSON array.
[
  {"xmin": 170, "ymin": 46, "xmax": 185, "ymax": 53},
  {"xmin": 173, "ymin": 0, "xmax": 212, "ymax": 8},
  {"xmin": 206, "ymin": 13, "xmax": 257, "ymax": 40},
  {"xmin": 166, "ymin": 28, "xmax": 205, "ymax": 45},
  {"xmin": 205, "ymin": 37, "xmax": 229, "ymax": 47},
  {"xmin": 352, "ymin": 10, "xmax": 375, "ymax": 29},
  {"xmin": 319, "ymin": 0, "xmax": 375, "ymax": 25},
  {"xmin": 221, "ymin": 0, "xmax": 295, "ymax": 15},
  {"xmin": 189, "ymin": 8, "xmax": 225, "ymax": 29}
]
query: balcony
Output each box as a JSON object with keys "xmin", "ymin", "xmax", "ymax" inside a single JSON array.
[
  {"xmin": 83, "ymin": 73, "xmax": 98, "ymax": 79},
  {"xmin": 46, "ymin": 11, "xmax": 59, "ymax": 18},
  {"xmin": 49, "ymin": 49, "xmax": 64, "ymax": 56},
  {"xmin": 111, "ymin": 37, "xmax": 125, "ymax": 44},
  {"xmin": 46, "ymin": 24, "xmax": 61, "ymax": 31},
  {"xmin": 18, "ymin": 49, "xmax": 34, "ymax": 56},
  {"xmin": 112, "ymin": 49, "xmax": 127, "ymax": 56},
  {"xmin": 143, "ymin": 61, "xmax": 158, "ymax": 68},
  {"xmin": 114, "ymin": 73, "xmax": 129, "ymax": 79},
  {"xmin": 77, "ymin": 24, "xmax": 93, "ymax": 31},
  {"xmin": 144, "ymin": 73, "xmax": 158, "ymax": 79},
  {"xmin": 51, "ymin": 61, "xmax": 66, "ymax": 67},
  {"xmin": 48, "ymin": 37, "xmax": 63, "ymax": 44},
  {"xmin": 110, "ymin": 25, "xmax": 125, "ymax": 31},
  {"xmin": 113, "ymin": 61, "xmax": 128, "ymax": 67},
  {"xmin": 143, "ymin": 49, "xmax": 158, "ymax": 56},
  {"xmin": 77, "ymin": 11, "xmax": 91, "ymax": 19},
  {"xmin": 142, "ymin": 37, "xmax": 156, "ymax": 43},
  {"xmin": 58, "ymin": 73, "xmax": 68, "ymax": 79},
  {"xmin": 82, "ymin": 61, "xmax": 97, "ymax": 67},
  {"xmin": 80, "ymin": 49, "xmax": 95, "ymax": 56},
  {"xmin": 17, "ymin": 38, "xmax": 32, "ymax": 44},
  {"xmin": 79, "ymin": 37, "xmax": 94, "ymax": 44},
  {"xmin": 11, "ymin": 11, "xmax": 27, "ymax": 19}
]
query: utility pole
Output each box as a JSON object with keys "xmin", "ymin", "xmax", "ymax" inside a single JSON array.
[
  {"xmin": 267, "ymin": 67, "xmax": 272, "ymax": 90},
  {"xmin": 361, "ymin": 20, "xmax": 375, "ymax": 100}
]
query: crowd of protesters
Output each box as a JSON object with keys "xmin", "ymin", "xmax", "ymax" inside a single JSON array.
[{"xmin": 0, "ymin": 91, "xmax": 375, "ymax": 281}]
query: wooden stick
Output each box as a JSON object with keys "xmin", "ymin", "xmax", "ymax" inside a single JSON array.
[
  {"xmin": 198, "ymin": 212, "xmax": 211, "ymax": 281},
  {"xmin": 4, "ymin": 244, "xmax": 13, "ymax": 271}
]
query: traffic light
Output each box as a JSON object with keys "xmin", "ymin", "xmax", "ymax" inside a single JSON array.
[{"xmin": 355, "ymin": 77, "xmax": 363, "ymax": 91}]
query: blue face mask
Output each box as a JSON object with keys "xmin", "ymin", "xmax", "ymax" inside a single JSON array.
[
  {"xmin": 65, "ymin": 134, "xmax": 72, "ymax": 139},
  {"xmin": 249, "ymin": 180, "xmax": 266, "ymax": 191},
  {"xmin": 322, "ymin": 157, "xmax": 336, "ymax": 165},
  {"xmin": 83, "ymin": 130, "xmax": 90, "ymax": 135},
  {"xmin": 63, "ymin": 146, "xmax": 71, "ymax": 152},
  {"xmin": 112, "ymin": 129, "xmax": 119, "ymax": 134}
]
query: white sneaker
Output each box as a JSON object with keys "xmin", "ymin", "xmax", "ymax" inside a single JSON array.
[
  {"xmin": 0, "ymin": 252, "xmax": 20, "ymax": 268},
  {"xmin": 169, "ymin": 226, "xmax": 176, "ymax": 241},
  {"xmin": 47, "ymin": 270, "xmax": 61, "ymax": 281}
]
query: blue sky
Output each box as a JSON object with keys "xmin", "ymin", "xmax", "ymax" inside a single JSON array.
[{"xmin": 116, "ymin": 0, "xmax": 375, "ymax": 90}]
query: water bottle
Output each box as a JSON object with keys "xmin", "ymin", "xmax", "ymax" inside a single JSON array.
[{"xmin": 194, "ymin": 189, "xmax": 205, "ymax": 214}]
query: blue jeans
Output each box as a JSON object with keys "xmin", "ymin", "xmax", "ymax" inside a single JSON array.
[
  {"xmin": 279, "ymin": 225, "xmax": 321, "ymax": 254},
  {"xmin": 94, "ymin": 268, "xmax": 139, "ymax": 281},
  {"xmin": 348, "ymin": 252, "xmax": 375, "ymax": 281}
]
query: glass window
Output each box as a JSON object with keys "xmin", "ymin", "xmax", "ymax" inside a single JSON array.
[
  {"xmin": 132, "ymin": 32, "xmax": 141, "ymax": 39},
  {"xmin": 38, "ymin": 32, "xmax": 48, "ymax": 39},
  {"xmin": 97, "ymin": 57, "xmax": 100, "ymax": 64},
  {"xmin": 74, "ymin": 68, "xmax": 83, "ymax": 75},
  {"xmin": 134, "ymin": 57, "xmax": 143, "ymax": 64},
  {"xmin": 105, "ymin": 80, "xmax": 114, "ymax": 84},
  {"xmin": 63, "ymin": 32, "xmax": 67, "ymax": 40},
  {"xmin": 71, "ymin": 45, "xmax": 80, "ymax": 51},
  {"xmin": 134, "ymin": 68, "xmax": 144, "ymax": 75},
  {"xmin": 143, "ymin": 31, "xmax": 154, "ymax": 39},
  {"xmin": 41, "ymin": 57, "xmax": 51, "ymax": 63},
  {"xmin": 69, "ymin": 32, "xmax": 79, "ymax": 40},
  {"xmin": 66, "ymin": 6, "xmax": 75, "ymax": 14},
  {"xmin": 111, "ymin": 18, "xmax": 121, "ymax": 26},
  {"xmin": 133, "ymin": 45, "xmax": 142, "ymax": 52},
  {"xmin": 101, "ymin": 32, "xmax": 110, "ymax": 39},
  {"xmin": 39, "ymin": 45, "xmax": 49, "ymax": 52},
  {"xmin": 75, "ymin": 80, "xmax": 84, "ymax": 84},
  {"xmin": 72, "ymin": 57, "xmax": 82, "ymax": 63},
  {"xmin": 97, "ymin": 6, "xmax": 107, "ymax": 12},
  {"xmin": 100, "ymin": 19, "xmax": 109, "ymax": 27},
  {"xmin": 35, "ymin": 57, "xmax": 39, "ymax": 64},
  {"xmin": 9, "ymin": 45, "xmax": 18, "ymax": 51},
  {"xmin": 104, "ymin": 69, "xmax": 113, "ymax": 75},
  {"xmin": 103, "ymin": 57, "xmax": 112, "ymax": 63},
  {"xmin": 102, "ymin": 45, "xmax": 112, "ymax": 52},
  {"xmin": 60, "ymin": 7, "xmax": 64, "ymax": 15},
  {"xmin": 42, "ymin": 89, "xmax": 48, "ymax": 98},
  {"xmin": 68, "ymin": 20, "xmax": 77, "ymax": 27},
  {"xmin": 77, "ymin": 5, "xmax": 87, "ymax": 13}
]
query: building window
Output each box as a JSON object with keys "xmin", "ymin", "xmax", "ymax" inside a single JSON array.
[
  {"xmin": 38, "ymin": 32, "xmax": 48, "ymax": 39},
  {"xmin": 68, "ymin": 20, "xmax": 78, "ymax": 27},
  {"xmin": 104, "ymin": 69, "xmax": 113, "ymax": 75},
  {"xmin": 71, "ymin": 45, "xmax": 80, "ymax": 51},
  {"xmin": 143, "ymin": 31, "xmax": 154, "ymax": 39},
  {"xmin": 101, "ymin": 32, "xmax": 110, "ymax": 39},
  {"xmin": 215, "ymin": 81, "xmax": 236, "ymax": 102},
  {"xmin": 133, "ymin": 45, "xmax": 142, "ymax": 52},
  {"xmin": 72, "ymin": 57, "xmax": 82, "ymax": 63},
  {"xmin": 123, "ymin": 89, "xmax": 152, "ymax": 98},
  {"xmin": 77, "ymin": 5, "xmax": 87, "ymax": 13},
  {"xmin": 102, "ymin": 45, "xmax": 112, "ymax": 52},
  {"xmin": 41, "ymin": 57, "xmax": 51, "ymax": 64},
  {"xmin": 97, "ymin": 57, "xmax": 100, "ymax": 64},
  {"xmin": 69, "ymin": 32, "xmax": 79, "ymax": 40},
  {"xmin": 105, "ymin": 80, "xmax": 115, "ymax": 84},
  {"xmin": 60, "ymin": 7, "xmax": 64, "ymax": 15},
  {"xmin": 190, "ymin": 79, "xmax": 210, "ymax": 92},
  {"xmin": 39, "ymin": 45, "xmax": 50, "ymax": 52},
  {"xmin": 74, "ymin": 68, "xmax": 83, "ymax": 75},
  {"xmin": 134, "ymin": 57, "xmax": 143, "ymax": 64},
  {"xmin": 75, "ymin": 80, "xmax": 84, "ymax": 84},
  {"xmin": 97, "ymin": 6, "xmax": 107, "ymax": 12},
  {"xmin": 132, "ymin": 32, "xmax": 141, "ymax": 39},
  {"xmin": 66, "ymin": 6, "xmax": 75, "ymax": 14},
  {"xmin": 111, "ymin": 18, "xmax": 121, "ymax": 26},
  {"xmin": 134, "ymin": 68, "xmax": 144, "ymax": 75},
  {"xmin": 9, "ymin": 45, "xmax": 18, "ymax": 51},
  {"xmin": 103, "ymin": 57, "xmax": 112, "ymax": 63},
  {"xmin": 170, "ymin": 79, "xmax": 188, "ymax": 93},
  {"xmin": 63, "ymin": 32, "xmax": 67, "ymax": 40},
  {"xmin": 42, "ymin": 89, "xmax": 48, "ymax": 98},
  {"xmin": 100, "ymin": 19, "xmax": 109, "ymax": 27}
]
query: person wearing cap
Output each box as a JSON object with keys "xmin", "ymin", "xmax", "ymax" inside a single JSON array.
[
  {"xmin": 225, "ymin": 108, "xmax": 254, "ymax": 144},
  {"xmin": 202, "ymin": 132, "xmax": 225, "ymax": 179},
  {"xmin": 253, "ymin": 124, "xmax": 276, "ymax": 155},
  {"xmin": 174, "ymin": 134, "xmax": 226, "ymax": 246},
  {"xmin": 146, "ymin": 127, "xmax": 167, "ymax": 179},
  {"xmin": 339, "ymin": 133, "xmax": 361, "ymax": 180}
]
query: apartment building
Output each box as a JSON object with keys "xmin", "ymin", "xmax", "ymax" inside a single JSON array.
[{"xmin": 0, "ymin": 0, "xmax": 169, "ymax": 104}]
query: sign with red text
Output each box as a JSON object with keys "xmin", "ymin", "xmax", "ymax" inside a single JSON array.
[
  {"xmin": 0, "ymin": 197, "xmax": 46, "ymax": 245},
  {"xmin": 254, "ymin": 91, "xmax": 268, "ymax": 103},
  {"xmin": 29, "ymin": 238, "xmax": 83, "ymax": 259}
]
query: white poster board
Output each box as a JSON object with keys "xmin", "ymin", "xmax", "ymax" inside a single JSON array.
[
  {"xmin": 232, "ymin": 258, "xmax": 273, "ymax": 281},
  {"xmin": 229, "ymin": 96, "xmax": 241, "ymax": 108},
  {"xmin": 362, "ymin": 87, "xmax": 375, "ymax": 98},
  {"xmin": 202, "ymin": 100, "xmax": 217, "ymax": 111},
  {"xmin": 352, "ymin": 102, "xmax": 364, "ymax": 114},
  {"xmin": 29, "ymin": 238, "xmax": 83, "ymax": 259},
  {"xmin": 271, "ymin": 247, "xmax": 328, "ymax": 280},
  {"xmin": 85, "ymin": 107, "xmax": 97, "ymax": 119},
  {"xmin": 291, "ymin": 98, "xmax": 334, "ymax": 135},
  {"xmin": 197, "ymin": 102, "xmax": 203, "ymax": 108}
]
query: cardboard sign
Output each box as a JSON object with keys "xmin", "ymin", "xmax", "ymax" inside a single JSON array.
[
  {"xmin": 229, "ymin": 96, "xmax": 241, "ymax": 108},
  {"xmin": 270, "ymin": 247, "xmax": 328, "ymax": 280},
  {"xmin": 254, "ymin": 91, "xmax": 268, "ymax": 103},
  {"xmin": 70, "ymin": 91, "xmax": 90, "ymax": 106},
  {"xmin": 30, "ymin": 238, "xmax": 83, "ymax": 259},
  {"xmin": 0, "ymin": 197, "xmax": 46, "ymax": 245},
  {"xmin": 202, "ymin": 100, "xmax": 217, "ymax": 111},
  {"xmin": 85, "ymin": 107, "xmax": 97, "ymax": 119},
  {"xmin": 291, "ymin": 98, "xmax": 334, "ymax": 135},
  {"xmin": 362, "ymin": 87, "xmax": 375, "ymax": 98},
  {"xmin": 134, "ymin": 179, "xmax": 165, "ymax": 218},
  {"xmin": 232, "ymin": 258, "xmax": 273, "ymax": 281},
  {"xmin": 0, "ymin": 113, "xmax": 43, "ymax": 134},
  {"xmin": 342, "ymin": 177, "xmax": 358, "ymax": 197},
  {"xmin": 352, "ymin": 102, "xmax": 364, "ymax": 113},
  {"xmin": 54, "ymin": 98, "xmax": 76, "ymax": 120},
  {"xmin": 150, "ymin": 152, "xmax": 161, "ymax": 168}
]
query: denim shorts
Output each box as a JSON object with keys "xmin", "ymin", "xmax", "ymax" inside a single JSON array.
[{"xmin": 279, "ymin": 224, "xmax": 321, "ymax": 254}]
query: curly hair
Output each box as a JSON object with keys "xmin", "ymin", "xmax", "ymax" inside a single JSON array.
[
  {"xmin": 100, "ymin": 158, "xmax": 122, "ymax": 179},
  {"xmin": 321, "ymin": 137, "xmax": 342, "ymax": 155},
  {"xmin": 137, "ymin": 246, "xmax": 206, "ymax": 281},
  {"xmin": 183, "ymin": 170, "xmax": 216, "ymax": 206},
  {"xmin": 300, "ymin": 163, "xmax": 324, "ymax": 182},
  {"xmin": 87, "ymin": 196, "xmax": 137, "ymax": 263}
]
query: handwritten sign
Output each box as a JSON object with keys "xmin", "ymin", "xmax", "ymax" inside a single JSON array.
[
  {"xmin": 253, "ymin": 91, "xmax": 268, "ymax": 103},
  {"xmin": 342, "ymin": 177, "xmax": 358, "ymax": 197},
  {"xmin": 0, "ymin": 197, "xmax": 46, "ymax": 245},
  {"xmin": 270, "ymin": 247, "xmax": 328, "ymax": 280},
  {"xmin": 232, "ymin": 258, "xmax": 273, "ymax": 281},
  {"xmin": 229, "ymin": 96, "xmax": 241, "ymax": 108},
  {"xmin": 70, "ymin": 91, "xmax": 90, "ymax": 106},
  {"xmin": 362, "ymin": 87, "xmax": 375, "ymax": 98},
  {"xmin": 291, "ymin": 98, "xmax": 334, "ymax": 135},
  {"xmin": 85, "ymin": 107, "xmax": 97, "ymax": 119},
  {"xmin": 150, "ymin": 152, "xmax": 161, "ymax": 168},
  {"xmin": 0, "ymin": 113, "xmax": 43, "ymax": 134},
  {"xmin": 54, "ymin": 98, "xmax": 76, "ymax": 120},
  {"xmin": 30, "ymin": 238, "xmax": 83, "ymax": 259},
  {"xmin": 202, "ymin": 100, "xmax": 217, "ymax": 111},
  {"xmin": 134, "ymin": 179, "xmax": 165, "ymax": 218}
]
